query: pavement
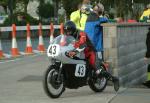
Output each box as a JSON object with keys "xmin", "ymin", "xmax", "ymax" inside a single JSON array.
[
  {"xmin": 110, "ymin": 87, "xmax": 150, "ymax": 103},
  {"xmin": 0, "ymin": 54, "xmax": 150, "ymax": 103}
]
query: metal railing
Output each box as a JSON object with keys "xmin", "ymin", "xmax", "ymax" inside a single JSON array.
[{"xmin": 0, "ymin": 25, "xmax": 60, "ymax": 32}]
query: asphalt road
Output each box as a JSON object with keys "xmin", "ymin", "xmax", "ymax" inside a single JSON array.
[{"xmin": 0, "ymin": 54, "xmax": 121, "ymax": 103}]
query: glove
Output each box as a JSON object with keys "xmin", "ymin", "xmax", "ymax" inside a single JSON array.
[
  {"xmin": 68, "ymin": 51, "xmax": 76, "ymax": 58},
  {"xmin": 68, "ymin": 50, "xmax": 79, "ymax": 58}
]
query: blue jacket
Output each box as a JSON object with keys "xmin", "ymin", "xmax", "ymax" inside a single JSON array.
[{"xmin": 84, "ymin": 12, "xmax": 108, "ymax": 52}]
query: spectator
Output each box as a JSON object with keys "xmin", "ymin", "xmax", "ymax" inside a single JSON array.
[
  {"xmin": 144, "ymin": 27, "xmax": 150, "ymax": 62},
  {"xmin": 82, "ymin": 0, "xmax": 92, "ymax": 12},
  {"xmin": 70, "ymin": 0, "xmax": 92, "ymax": 31},
  {"xmin": 82, "ymin": 0, "xmax": 90, "ymax": 5},
  {"xmin": 144, "ymin": 28, "xmax": 150, "ymax": 80},
  {"xmin": 143, "ymin": 27, "xmax": 150, "ymax": 87},
  {"xmin": 140, "ymin": 4, "xmax": 150, "ymax": 21},
  {"xmin": 84, "ymin": 3, "xmax": 108, "ymax": 59}
]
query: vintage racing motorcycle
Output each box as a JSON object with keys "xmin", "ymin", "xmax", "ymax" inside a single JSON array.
[{"xmin": 43, "ymin": 35, "xmax": 109, "ymax": 98}]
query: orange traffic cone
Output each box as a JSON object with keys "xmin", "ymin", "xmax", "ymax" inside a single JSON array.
[
  {"xmin": 25, "ymin": 23, "xmax": 33, "ymax": 54},
  {"xmin": 37, "ymin": 23, "xmax": 45, "ymax": 52},
  {"xmin": 60, "ymin": 35, "xmax": 67, "ymax": 46},
  {"xmin": 11, "ymin": 24, "xmax": 20, "ymax": 57},
  {"xmin": 60, "ymin": 23, "xmax": 64, "ymax": 35},
  {"xmin": 0, "ymin": 39, "xmax": 4, "ymax": 59},
  {"xmin": 49, "ymin": 23, "xmax": 54, "ymax": 44},
  {"xmin": 60, "ymin": 23, "xmax": 66, "ymax": 46}
]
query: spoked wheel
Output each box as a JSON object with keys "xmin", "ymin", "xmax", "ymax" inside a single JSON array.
[
  {"xmin": 43, "ymin": 65, "xmax": 65, "ymax": 98},
  {"xmin": 88, "ymin": 76, "xmax": 107, "ymax": 92},
  {"xmin": 88, "ymin": 65, "xmax": 107, "ymax": 92}
]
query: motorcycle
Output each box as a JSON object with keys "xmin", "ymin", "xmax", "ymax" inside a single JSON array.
[{"xmin": 43, "ymin": 35, "xmax": 109, "ymax": 98}]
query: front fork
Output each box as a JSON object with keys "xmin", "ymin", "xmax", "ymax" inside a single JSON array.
[{"xmin": 56, "ymin": 63, "xmax": 63, "ymax": 83}]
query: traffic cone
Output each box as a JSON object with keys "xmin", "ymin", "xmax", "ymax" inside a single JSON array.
[
  {"xmin": 49, "ymin": 23, "xmax": 54, "ymax": 44},
  {"xmin": 0, "ymin": 39, "xmax": 4, "ymax": 59},
  {"xmin": 60, "ymin": 23, "xmax": 64, "ymax": 35},
  {"xmin": 37, "ymin": 23, "xmax": 45, "ymax": 52},
  {"xmin": 25, "ymin": 23, "xmax": 33, "ymax": 54},
  {"xmin": 60, "ymin": 35, "xmax": 67, "ymax": 46},
  {"xmin": 60, "ymin": 23, "xmax": 66, "ymax": 46},
  {"xmin": 11, "ymin": 24, "xmax": 20, "ymax": 57}
]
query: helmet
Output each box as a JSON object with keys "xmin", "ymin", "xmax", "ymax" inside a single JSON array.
[
  {"xmin": 64, "ymin": 21, "xmax": 77, "ymax": 36},
  {"xmin": 81, "ymin": 4, "xmax": 91, "ymax": 14}
]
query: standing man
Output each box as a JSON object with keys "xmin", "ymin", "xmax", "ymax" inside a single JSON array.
[
  {"xmin": 70, "ymin": 0, "xmax": 92, "ymax": 31},
  {"xmin": 144, "ymin": 27, "xmax": 150, "ymax": 62},
  {"xmin": 82, "ymin": 0, "xmax": 92, "ymax": 12},
  {"xmin": 84, "ymin": 3, "xmax": 108, "ymax": 60},
  {"xmin": 144, "ymin": 27, "xmax": 150, "ymax": 86},
  {"xmin": 140, "ymin": 4, "xmax": 150, "ymax": 21}
]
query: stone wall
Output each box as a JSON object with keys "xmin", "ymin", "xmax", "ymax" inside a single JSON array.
[{"xmin": 102, "ymin": 23, "xmax": 150, "ymax": 87}]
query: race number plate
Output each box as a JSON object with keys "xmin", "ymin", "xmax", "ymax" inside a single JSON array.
[
  {"xmin": 75, "ymin": 64, "xmax": 86, "ymax": 77},
  {"xmin": 47, "ymin": 44, "xmax": 60, "ymax": 57}
]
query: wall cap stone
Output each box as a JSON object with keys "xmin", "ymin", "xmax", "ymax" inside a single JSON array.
[{"xmin": 101, "ymin": 23, "xmax": 150, "ymax": 27}]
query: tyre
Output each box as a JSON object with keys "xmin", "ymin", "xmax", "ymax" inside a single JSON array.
[
  {"xmin": 88, "ymin": 76, "xmax": 107, "ymax": 92},
  {"xmin": 43, "ymin": 65, "xmax": 65, "ymax": 98},
  {"xmin": 88, "ymin": 65, "xmax": 107, "ymax": 92}
]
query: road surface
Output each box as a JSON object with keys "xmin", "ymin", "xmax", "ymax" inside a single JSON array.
[{"xmin": 0, "ymin": 54, "xmax": 122, "ymax": 103}]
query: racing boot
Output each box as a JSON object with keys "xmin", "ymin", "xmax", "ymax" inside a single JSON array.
[{"xmin": 112, "ymin": 76, "xmax": 120, "ymax": 92}]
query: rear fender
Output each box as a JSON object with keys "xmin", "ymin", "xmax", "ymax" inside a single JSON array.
[{"xmin": 102, "ymin": 62, "xmax": 109, "ymax": 71}]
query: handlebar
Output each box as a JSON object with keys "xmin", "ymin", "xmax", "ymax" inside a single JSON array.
[
  {"xmin": 65, "ymin": 51, "xmax": 76, "ymax": 58},
  {"xmin": 65, "ymin": 51, "xmax": 86, "ymax": 61}
]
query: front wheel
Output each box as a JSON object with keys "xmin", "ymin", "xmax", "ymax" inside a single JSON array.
[{"xmin": 43, "ymin": 65, "xmax": 65, "ymax": 98}]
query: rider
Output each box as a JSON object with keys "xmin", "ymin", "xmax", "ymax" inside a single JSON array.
[{"xmin": 64, "ymin": 20, "xmax": 120, "ymax": 92}]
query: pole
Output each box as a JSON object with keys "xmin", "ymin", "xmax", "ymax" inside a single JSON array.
[
  {"xmin": 131, "ymin": 0, "xmax": 134, "ymax": 19},
  {"xmin": 132, "ymin": 0, "xmax": 134, "ymax": 10},
  {"xmin": 8, "ymin": 0, "xmax": 14, "ymax": 24},
  {"xmin": 54, "ymin": 1, "xmax": 57, "ymax": 24}
]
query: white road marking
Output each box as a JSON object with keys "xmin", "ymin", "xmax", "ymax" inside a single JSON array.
[
  {"xmin": 20, "ymin": 52, "xmax": 26, "ymax": 55},
  {"xmin": 0, "ymin": 58, "xmax": 21, "ymax": 64},
  {"xmin": 3, "ymin": 53, "xmax": 12, "ymax": 58},
  {"xmin": 33, "ymin": 50, "xmax": 40, "ymax": 53}
]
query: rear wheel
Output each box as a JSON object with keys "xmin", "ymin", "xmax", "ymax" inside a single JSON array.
[
  {"xmin": 43, "ymin": 65, "xmax": 65, "ymax": 98},
  {"xmin": 88, "ymin": 65, "xmax": 107, "ymax": 92},
  {"xmin": 88, "ymin": 76, "xmax": 107, "ymax": 92}
]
